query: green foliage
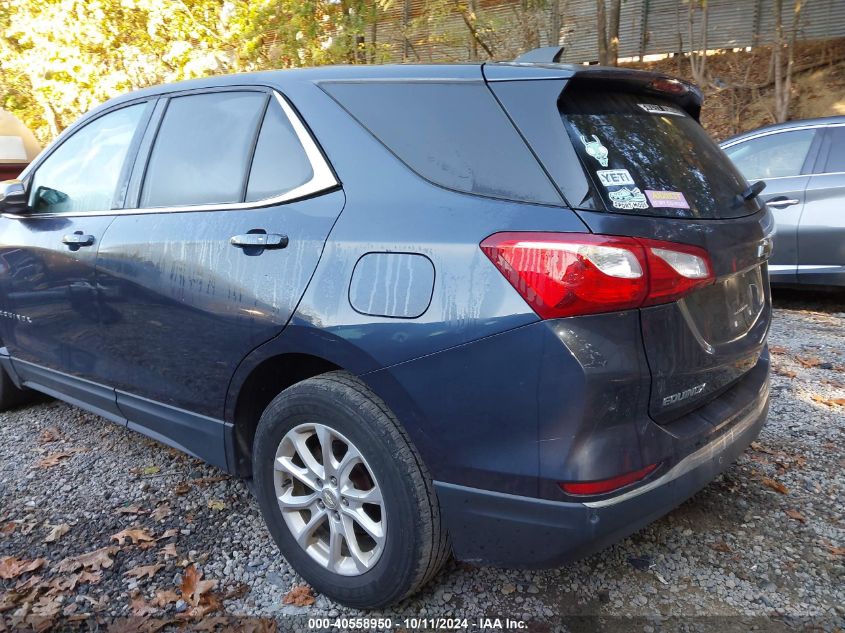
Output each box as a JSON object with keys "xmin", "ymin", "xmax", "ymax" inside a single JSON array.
[{"xmin": 0, "ymin": 0, "xmax": 526, "ymax": 144}]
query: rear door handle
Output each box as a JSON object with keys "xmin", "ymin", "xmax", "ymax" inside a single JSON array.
[
  {"xmin": 765, "ymin": 197, "xmax": 800, "ymax": 208},
  {"xmin": 230, "ymin": 233, "xmax": 289, "ymax": 249},
  {"xmin": 61, "ymin": 233, "xmax": 95, "ymax": 247}
]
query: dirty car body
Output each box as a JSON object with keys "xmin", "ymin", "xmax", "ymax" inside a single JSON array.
[{"xmin": 0, "ymin": 62, "xmax": 772, "ymax": 602}]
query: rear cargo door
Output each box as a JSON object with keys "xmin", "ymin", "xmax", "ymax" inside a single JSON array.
[{"xmin": 490, "ymin": 74, "xmax": 773, "ymax": 423}]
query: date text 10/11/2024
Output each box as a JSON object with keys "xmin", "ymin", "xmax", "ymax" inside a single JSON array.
[{"xmin": 307, "ymin": 617, "xmax": 528, "ymax": 630}]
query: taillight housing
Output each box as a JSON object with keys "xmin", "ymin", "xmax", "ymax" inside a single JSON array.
[{"xmin": 481, "ymin": 232, "xmax": 714, "ymax": 319}]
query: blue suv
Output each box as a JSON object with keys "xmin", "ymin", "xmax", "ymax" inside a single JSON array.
[{"xmin": 0, "ymin": 59, "xmax": 773, "ymax": 608}]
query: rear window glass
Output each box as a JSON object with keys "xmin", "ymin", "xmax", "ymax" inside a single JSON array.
[
  {"xmin": 560, "ymin": 90, "xmax": 750, "ymax": 219},
  {"xmin": 322, "ymin": 82, "xmax": 562, "ymax": 205}
]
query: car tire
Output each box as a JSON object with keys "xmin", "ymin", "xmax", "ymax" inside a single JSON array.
[
  {"xmin": 252, "ymin": 371, "xmax": 450, "ymax": 608},
  {"xmin": 0, "ymin": 365, "xmax": 32, "ymax": 412}
]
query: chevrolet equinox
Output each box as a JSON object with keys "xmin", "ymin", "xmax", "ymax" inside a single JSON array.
[{"xmin": 0, "ymin": 57, "xmax": 773, "ymax": 608}]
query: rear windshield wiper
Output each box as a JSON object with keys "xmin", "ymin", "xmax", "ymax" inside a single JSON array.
[{"xmin": 733, "ymin": 180, "xmax": 765, "ymax": 207}]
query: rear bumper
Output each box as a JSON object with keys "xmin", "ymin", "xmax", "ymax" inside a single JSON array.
[{"xmin": 435, "ymin": 371, "xmax": 768, "ymax": 568}]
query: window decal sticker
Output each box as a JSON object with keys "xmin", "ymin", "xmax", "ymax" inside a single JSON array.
[
  {"xmin": 580, "ymin": 134, "xmax": 609, "ymax": 167},
  {"xmin": 596, "ymin": 169, "xmax": 635, "ymax": 188},
  {"xmin": 609, "ymin": 187, "xmax": 649, "ymax": 210},
  {"xmin": 638, "ymin": 103, "xmax": 685, "ymax": 117},
  {"xmin": 645, "ymin": 190, "xmax": 690, "ymax": 209}
]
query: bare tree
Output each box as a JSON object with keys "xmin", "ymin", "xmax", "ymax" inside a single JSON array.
[
  {"xmin": 596, "ymin": 0, "xmax": 621, "ymax": 65},
  {"xmin": 688, "ymin": 0, "xmax": 709, "ymax": 85},
  {"xmin": 773, "ymin": 0, "xmax": 804, "ymax": 122}
]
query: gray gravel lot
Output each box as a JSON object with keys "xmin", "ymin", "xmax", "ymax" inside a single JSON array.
[{"xmin": 1, "ymin": 291, "xmax": 844, "ymax": 632}]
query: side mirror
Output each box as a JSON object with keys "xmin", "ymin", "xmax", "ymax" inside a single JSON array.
[{"xmin": 0, "ymin": 180, "xmax": 29, "ymax": 215}]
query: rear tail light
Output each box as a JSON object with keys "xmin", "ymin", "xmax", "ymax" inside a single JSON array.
[
  {"xmin": 559, "ymin": 463, "xmax": 658, "ymax": 496},
  {"xmin": 481, "ymin": 232, "xmax": 714, "ymax": 319}
]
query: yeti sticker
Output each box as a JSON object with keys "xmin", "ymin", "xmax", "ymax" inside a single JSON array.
[
  {"xmin": 580, "ymin": 134, "xmax": 609, "ymax": 167},
  {"xmin": 608, "ymin": 187, "xmax": 649, "ymax": 210}
]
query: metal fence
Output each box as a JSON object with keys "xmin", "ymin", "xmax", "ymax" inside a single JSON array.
[{"xmin": 371, "ymin": 0, "xmax": 845, "ymax": 64}]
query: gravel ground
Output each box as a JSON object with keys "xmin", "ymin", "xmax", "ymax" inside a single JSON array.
[{"xmin": 1, "ymin": 291, "xmax": 844, "ymax": 632}]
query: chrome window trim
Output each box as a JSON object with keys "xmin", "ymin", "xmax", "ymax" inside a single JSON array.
[{"xmin": 2, "ymin": 91, "xmax": 338, "ymax": 220}]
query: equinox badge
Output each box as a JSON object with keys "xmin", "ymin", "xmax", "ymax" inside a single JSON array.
[{"xmin": 662, "ymin": 383, "xmax": 707, "ymax": 406}]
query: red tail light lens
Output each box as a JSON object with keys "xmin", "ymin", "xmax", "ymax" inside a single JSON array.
[
  {"xmin": 481, "ymin": 232, "xmax": 714, "ymax": 318},
  {"xmin": 559, "ymin": 463, "xmax": 658, "ymax": 496}
]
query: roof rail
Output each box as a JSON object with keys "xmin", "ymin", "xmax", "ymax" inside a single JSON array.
[{"xmin": 513, "ymin": 46, "xmax": 565, "ymax": 64}]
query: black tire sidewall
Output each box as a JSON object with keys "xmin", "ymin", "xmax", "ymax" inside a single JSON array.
[{"xmin": 253, "ymin": 380, "xmax": 424, "ymax": 608}]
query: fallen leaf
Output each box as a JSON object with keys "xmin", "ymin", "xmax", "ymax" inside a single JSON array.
[
  {"xmin": 207, "ymin": 499, "xmax": 226, "ymax": 511},
  {"xmin": 0, "ymin": 556, "xmax": 46, "ymax": 579},
  {"xmin": 156, "ymin": 528, "xmax": 178, "ymax": 541},
  {"xmin": 282, "ymin": 585, "xmax": 315, "ymax": 607},
  {"xmin": 111, "ymin": 528, "xmax": 155, "ymax": 545},
  {"xmin": 181, "ymin": 564, "xmax": 217, "ymax": 607},
  {"xmin": 116, "ymin": 504, "xmax": 148, "ymax": 515},
  {"xmin": 1, "ymin": 522, "xmax": 16, "ymax": 536},
  {"xmin": 142, "ymin": 465, "xmax": 161, "ymax": 476},
  {"xmin": 130, "ymin": 596, "xmax": 159, "ymax": 617},
  {"xmin": 795, "ymin": 355, "xmax": 823, "ymax": 368},
  {"xmin": 34, "ymin": 452, "xmax": 73, "ymax": 469},
  {"xmin": 173, "ymin": 482, "xmax": 191, "ymax": 495},
  {"xmin": 710, "ymin": 540, "xmax": 732, "ymax": 553},
  {"xmin": 159, "ymin": 543, "xmax": 177, "ymax": 560},
  {"xmin": 785, "ymin": 509, "xmax": 807, "ymax": 523},
  {"xmin": 773, "ymin": 366, "xmax": 797, "ymax": 378},
  {"xmin": 191, "ymin": 476, "xmax": 228, "ymax": 487},
  {"xmin": 37, "ymin": 427, "xmax": 63, "ymax": 444},
  {"xmin": 108, "ymin": 617, "xmax": 173, "ymax": 633},
  {"xmin": 761, "ymin": 477, "xmax": 789, "ymax": 495},
  {"xmin": 811, "ymin": 394, "xmax": 845, "ymax": 407},
  {"xmin": 55, "ymin": 546, "xmax": 118, "ymax": 573},
  {"xmin": 750, "ymin": 441, "xmax": 775, "ymax": 454},
  {"xmin": 44, "ymin": 523, "xmax": 70, "ymax": 543},
  {"xmin": 151, "ymin": 503, "xmax": 171, "ymax": 522},
  {"xmin": 769, "ymin": 345, "xmax": 788, "ymax": 355},
  {"xmin": 124, "ymin": 564, "xmax": 163, "ymax": 581},
  {"xmin": 151, "ymin": 589, "xmax": 180, "ymax": 608}
]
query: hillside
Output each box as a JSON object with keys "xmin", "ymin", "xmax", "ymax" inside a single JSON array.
[{"xmin": 622, "ymin": 38, "xmax": 845, "ymax": 141}]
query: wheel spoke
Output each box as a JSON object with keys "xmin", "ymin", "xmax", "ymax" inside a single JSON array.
[
  {"xmin": 277, "ymin": 488, "xmax": 318, "ymax": 510},
  {"xmin": 316, "ymin": 425, "xmax": 339, "ymax": 480},
  {"xmin": 342, "ymin": 485, "xmax": 382, "ymax": 505},
  {"xmin": 340, "ymin": 514, "xmax": 369, "ymax": 573},
  {"xmin": 327, "ymin": 521, "xmax": 343, "ymax": 572},
  {"xmin": 275, "ymin": 456, "xmax": 320, "ymax": 491},
  {"xmin": 343, "ymin": 506, "xmax": 385, "ymax": 545},
  {"xmin": 336, "ymin": 444, "xmax": 362, "ymax": 481},
  {"xmin": 291, "ymin": 431, "xmax": 325, "ymax": 482},
  {"xmin": 295, "ymin": 506, "xmax": 327, "ymax": 547}
]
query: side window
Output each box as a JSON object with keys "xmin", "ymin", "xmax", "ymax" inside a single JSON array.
[
  {"xmin": 245, "ymin": 97, "xmax": 314, "ymax": 203},
  {"xmin": 140, "ymin": 92, "xmax": 266, "ymax": 208},
  {"xmin": 29, "ymin": 103, "xmax": 147, "ymax": 213},
  {"xmin": 322, "ymin": 81, "xmax": 561, "ymax": 205},
  {"xmin": 723, "ymin": 129, "xmax": 816, "ymax": 181},
  {"xmin": 822, "ymin": 127, "xmax": 845, "ymax": 173}
]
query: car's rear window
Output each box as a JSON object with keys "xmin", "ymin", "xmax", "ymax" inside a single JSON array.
[
  {"xmin": 322, "ymin": 81, "xmax": 562, "ymax": 205},
  {"xmin": 560, "ymin": 89, "xmax": 750, "ymax": 219}
]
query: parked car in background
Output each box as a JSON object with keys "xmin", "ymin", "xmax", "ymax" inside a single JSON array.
[
  {"xmin": 0, "ymin": 109, "xmax": 41, "ymax": 181},
  {"xmin": 721, "ymin": 116, "xmax": 845, "ymax": 288},
  {"xmin": 0, "ymin": 60, "xmax": 774, "ymax": 608}
]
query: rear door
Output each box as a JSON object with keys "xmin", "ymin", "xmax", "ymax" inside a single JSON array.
[
  {"xmin": 722, "ymin": 127, "xmax": 821, "ymax": 284},
  {"xmin": 93, "ymin": 88, "xmax": 341, "ymax": 436},
  {"xmin": 492, "ymin": 77, "xmax": 774, "ymax": 423},
  {"xmin": 797, "ymin": 124, "xmax": 845, "ymax": 286},
  {"xmin": 0, "ymin": 101, "xmax": 150, "ymax": 419}
]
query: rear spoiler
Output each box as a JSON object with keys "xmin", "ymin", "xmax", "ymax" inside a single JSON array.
[{"xmin": 483, "ymin": 59, "xmax": 703, "ymax": 121}]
